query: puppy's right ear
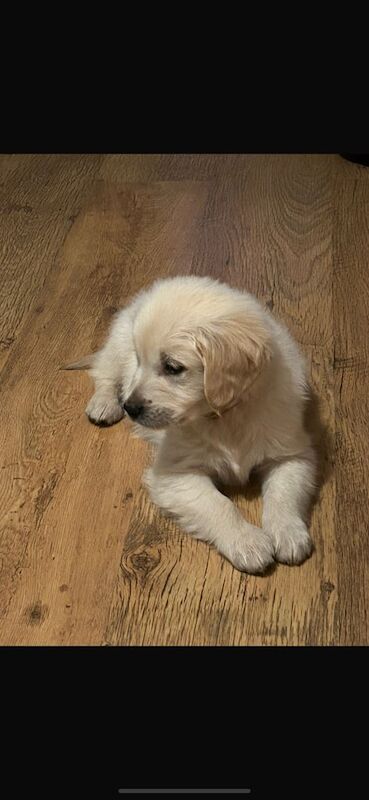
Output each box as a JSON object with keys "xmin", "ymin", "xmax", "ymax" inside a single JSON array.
[{"xmin": 59, "ymin": 354, "xmax": 95, "ymax": 370}]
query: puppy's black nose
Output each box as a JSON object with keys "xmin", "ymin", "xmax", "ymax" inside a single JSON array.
[{"xmin": 123, "ymin": 402, "xmax": 144, "ymax": 420}]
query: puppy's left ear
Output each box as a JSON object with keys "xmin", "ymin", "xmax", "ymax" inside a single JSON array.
[{"xmin": 194, "ymin": 314, "xmax": 272, "ymax": 414}]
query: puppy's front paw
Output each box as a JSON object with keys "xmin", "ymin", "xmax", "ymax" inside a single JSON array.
[
  {"xmin": 272, "ymin": 518, "xmax": 313, "ymax": 565},
  {"xmin": 85, "ymin": 393, "xmax": 124, "ymax": 427},
  {"xmin": 226, "ymin": 526, "xmax": 275, "ymax": 574}
]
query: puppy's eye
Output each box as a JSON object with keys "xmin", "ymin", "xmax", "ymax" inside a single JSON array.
[{"xmin": 164, "ymin": 360, "xmax": 186, "ymax": 376}]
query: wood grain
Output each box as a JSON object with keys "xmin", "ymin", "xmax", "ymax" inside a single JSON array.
[
  {"xmin": 0, "ymin": 154, "xmax": 367, "ymax": 645},
  {"xmin": 0, "ymin": 155, "xmax": 103, "ymax": 373},
  {"xmin": 332, "ymin": 164, "xmax": 369, "ymax": 645},
  {"xmin": 0, "ymin": 172, "xmax": 208, "ymax": 644}
]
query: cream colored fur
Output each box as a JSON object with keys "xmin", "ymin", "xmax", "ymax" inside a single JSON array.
[{"xmin": 68, "ymin": 276, "xmax": 317, "ymax": 573}]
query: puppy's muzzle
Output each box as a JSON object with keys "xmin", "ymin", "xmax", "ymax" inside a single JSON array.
[
  {"xmin": 123, "ymin": 401, "xmax": 145, "ymax": 420},
  {"xmin": 123, "ymin": 395, "xmax": 174, "ymax": 428}
]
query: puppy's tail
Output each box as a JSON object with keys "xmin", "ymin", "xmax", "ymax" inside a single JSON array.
[{"xmin": 59, "ymin": 354, "xmax": 96, "ymax": 371}]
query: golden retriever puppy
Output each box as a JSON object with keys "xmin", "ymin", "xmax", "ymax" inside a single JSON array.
[{"xmin": 66, "ymin": 276, "xmax": 316, "ymax": 573}]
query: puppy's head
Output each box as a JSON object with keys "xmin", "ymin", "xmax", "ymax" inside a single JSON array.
[{"xmin": 123, "ymin": 278, "xmax": 272, "ymax": 428}]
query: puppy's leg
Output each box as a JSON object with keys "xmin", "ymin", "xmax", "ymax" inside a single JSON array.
[
  {"xmin": 261, "ymin": 446, "xmax": 317, "ymax": 565},
  {"xmin": 86, "ymin": 309, "xmax": 136, "ymax": 426},
  {"xmin": 145, "ymin": 469, "xmax": 275, "ymax": 574}
]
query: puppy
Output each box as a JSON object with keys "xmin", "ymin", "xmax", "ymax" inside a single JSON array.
[{"xmin": 65, "ymin": 276, "xmax": 317, "ymax": 573}]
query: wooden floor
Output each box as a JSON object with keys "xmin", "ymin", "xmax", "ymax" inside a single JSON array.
[{"xmin": 0, "ymin": 154, "xmax": 368, "ymax": 645}]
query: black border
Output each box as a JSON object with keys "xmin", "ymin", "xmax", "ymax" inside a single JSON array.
[
  {"xmin": 2, "ymin": 67, "xmax": 369, "ymax": 154},
  {"xmin": 2, "ymin": 646, "xmax": 368, "ymax": 798},
  {"xmin": 3, "ymin": 3, "xmax": 369, "ymax": 153}
]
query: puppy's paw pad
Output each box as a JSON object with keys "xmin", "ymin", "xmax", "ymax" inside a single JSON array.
[
  {"xmin": 273, "ymin": 520, "xmax": 313, "ymax": 565},
  {"xmin": 85, "ymin": 395, "xmax": 124, "ymax": 427},
  {"xmin": 229, "ymin": 527, "xmax": 275, "ymax": 574}
]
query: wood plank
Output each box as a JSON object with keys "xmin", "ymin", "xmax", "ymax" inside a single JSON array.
[
  {"xmin": 332, "ymin": 163, "xmax": 369, "ymax": 645},
  {"xmin": 0, "ymin": 178, "xmax": 208, "ymax": 644},
  {"xmin": 0, "ymin": 154, "xmax": 103, "ymax": 373}
]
